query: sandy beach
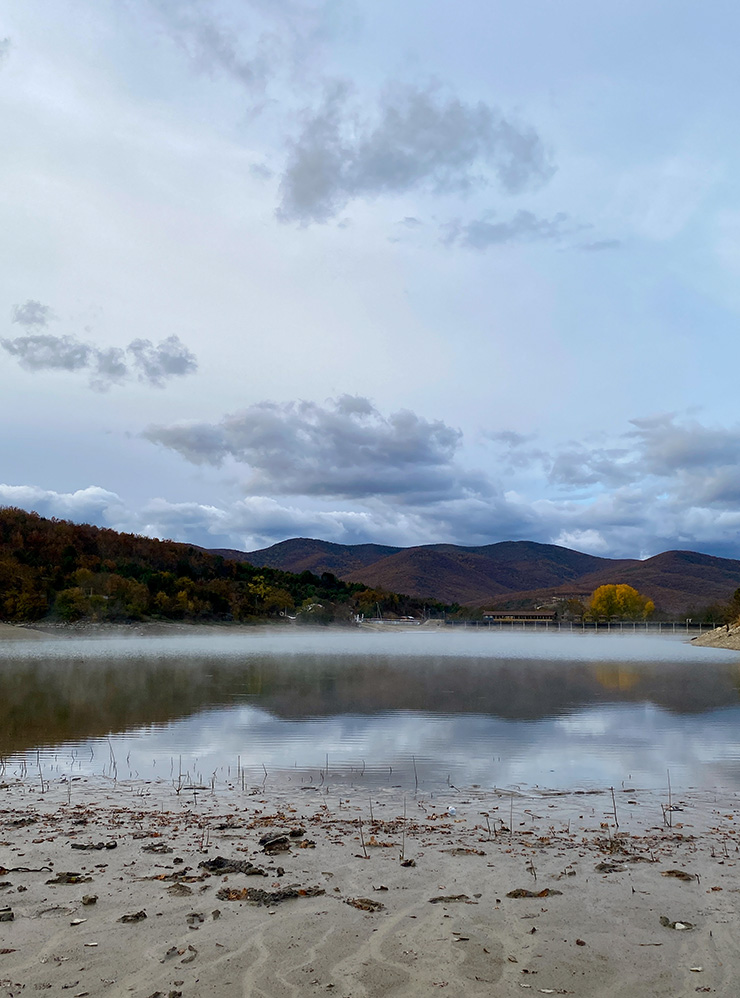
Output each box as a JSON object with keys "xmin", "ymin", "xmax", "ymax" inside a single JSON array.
[{"xmin": 1, "ymin": 776, "xmax": 739, "ymax": 997}]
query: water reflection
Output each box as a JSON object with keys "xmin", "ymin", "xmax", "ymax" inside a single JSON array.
[{"xmin": 1, "ymin": 631, "xmax": 739, "ymax": 791}]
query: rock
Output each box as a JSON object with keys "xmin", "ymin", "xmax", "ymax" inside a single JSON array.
[{"xmin": 659, "ymin": 915, "xmax": 694, "ymax": 930}]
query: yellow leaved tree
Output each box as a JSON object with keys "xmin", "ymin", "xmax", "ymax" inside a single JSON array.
[{"xmin": 589, "ymin": 584, "xmax": 655, "ymax": 620}]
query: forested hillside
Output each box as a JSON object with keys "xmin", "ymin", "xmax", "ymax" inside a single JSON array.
[
  {"xmin": 240, "ymin": 537, "xmax": 740, "ymax": 614},
  {"xmin": 0, "ymin": 508, "xmax": 432, "ymax": 624}
]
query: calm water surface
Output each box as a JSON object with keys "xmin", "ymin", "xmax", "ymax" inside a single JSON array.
[{"xmin": 2, "ymin": 629, "xmax": 740, "ymax": 793}]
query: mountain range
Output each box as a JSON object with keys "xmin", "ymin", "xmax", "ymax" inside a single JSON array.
[{"xmin": 211, "ymin": 538, "xmax": 740, "ymax": 613}]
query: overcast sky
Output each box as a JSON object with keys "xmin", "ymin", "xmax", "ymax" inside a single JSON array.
[{"xmin": 2, "ymin": 0, "xmax": 740, "ymax": 560}]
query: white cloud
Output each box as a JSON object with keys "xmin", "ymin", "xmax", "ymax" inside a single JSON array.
[{"xmin": 0, "ymin": 484, "xmax": 126, "ymax": 525}]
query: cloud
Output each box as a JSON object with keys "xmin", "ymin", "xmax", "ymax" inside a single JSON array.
[
  {"xmin": 11, "ymin": 299, "xmax": 53, "ymax": 327},
  {"xmin": 9, "ymin": 409, "xmax": 740, "ymax": 562},
  {"xmin": 150, "ymin": 2, "xmax": 268, "ymax": 92},
  {"xmin": 140, "ymin": 495, "xmax": 400, "ymax": 550},
  {"xmin": 127, "ymin": 336, "xmax": 199, "ymax": 386},
  {"xmin": 443, "ymin": 210, "xmax": 575, "ymax": 249},
  {"xmin": 485, "ymin": 430, "xmax": 535, "ymax": 448},
  {"xmin": 7, "ymin": 421, "xmax": 740, "ymax": 561},
  {"xmin": 548, "ymin": 444, "xmax": 633, "ymax": 489},
  {"xmin": 277, "ymin": 83, "xmax": 554, "ymax": 223},
  {"xmin": 0, "ymin": 484, "xmax": 126, "ymax": 526},
  {"xmin": 149, "ymin": 0, "xmax": 338, "ymax": 99},
  {"xmin": 2, "ymin": 301, "xmax": 198, "ymax": 390},
  {"xmin": 627, "ymin": 414, "xmax": 740, "ymax": 479},
  {"xmin": 142, "ymin": 404, "xmax": 740, "ymax": 557},
  {"xmin": 545, "ymin": 415, "xmax": 740, "ymax": 503},
  {"xmin": 249, "ymin": 162, "xmax": 274, "ymax": 180},
  {"xmin": 2, "ymin": 331, "xmax": 198, "ymax": 390},
  {"xmin": 2, "ymin": 334, "xmax": 92, "ymax": 372},
  {"xmin": 482, "ymin": 429, "xmax": 549, "ymax": 472},
  {"xmin": 0, "ymin": 481, "xmax": 535, "ymax": 553},
  {"xmin": 150, "ymin": 5, "xmax": 556, "ymax": 228},
  {"xmin": 528, "ymin": 414, "xmax": 740, "ymax": 557},
  {"xmin": 577, "ymin": 239, "xmax": 622, "ymax": 252},
  {"xmin": 145, "ymin": 395, "xmax": 490, "ymax": 502},
  {"xmin": 552, "ymin": 528, "xmax": 611, "ymax": 555},
  {"xmin": 0, "ymin": 37, "xmax": 10, "ymax": 66}
]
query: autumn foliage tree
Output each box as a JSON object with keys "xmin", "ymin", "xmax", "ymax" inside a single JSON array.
[
  {"xmin": 0, "ymin": 506, "xmax": 437, "ymax": 626},
  {"xmin": 589, "ymin": 584, "xmax": 655, "ymax": 620}
]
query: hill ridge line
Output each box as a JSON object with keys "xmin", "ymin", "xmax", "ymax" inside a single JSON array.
[{"xmin": 209, "ymin": 537, "xmax": 740, "ymax": 614}]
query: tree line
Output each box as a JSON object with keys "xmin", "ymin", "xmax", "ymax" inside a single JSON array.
[{"xmin": 0, "ymin": 508, "xmax": 444, "ymax": 625}]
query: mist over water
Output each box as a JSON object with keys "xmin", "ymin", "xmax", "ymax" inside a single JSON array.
[
  {"xmin": 0, "ymin": 627, "xmax": 731, "ymax": 663},
  {"xmin": 2, "ymin": 629, "xmax": 739, "ymax": 793}
]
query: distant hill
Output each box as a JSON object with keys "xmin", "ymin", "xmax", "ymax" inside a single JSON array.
[
  {"xmin": 342, "ymin": 541, "xmax": 631, "ymax": 604},
  {"xmin": 212, "ymin": 538, "xmax": 403, "ymax": 577},
  {"xmin": 228, "ymin": 537, "xmax": 740, "ymax": 614},
  {"xmin": 556, "ymin": 549, "xmax": 740, "ymax": 614}
]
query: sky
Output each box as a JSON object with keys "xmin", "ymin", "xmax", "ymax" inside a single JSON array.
[{"xmin": 2, "ymin": 0, "xmax": 740, "ymax": 560}]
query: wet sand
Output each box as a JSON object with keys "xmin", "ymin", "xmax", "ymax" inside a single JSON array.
[{"xmin": 2, "ymin": 777, "xmax": 740, "ymax": 997}]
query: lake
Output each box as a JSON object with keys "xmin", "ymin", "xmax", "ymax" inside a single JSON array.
[{"xmin": 1, "ymin": 629, "xmax": 740, "ymax": 794}]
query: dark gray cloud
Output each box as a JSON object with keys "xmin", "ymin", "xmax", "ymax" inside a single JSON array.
[
  {"xmin": 277, "ymin": 83, "xmax": 554, "ymax": 223},
  {"xmin": 11, "ymin": 299, "xmax": 53, "ymax": 327},
  {"xmin": 444, "ymin": 210, "xmax": 574, "ymax": 249},
  {"xmin": 2, "ymin": 302, "xmax": 198, "ymax": 390},
  {"xmin": 145, "ymin": 395, "xmax": 491, "ymax": 502}
]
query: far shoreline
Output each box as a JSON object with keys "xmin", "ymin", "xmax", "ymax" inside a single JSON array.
[{"xmin": 692, "ymin": 621, "xmax": 740, "ymax": 651}]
